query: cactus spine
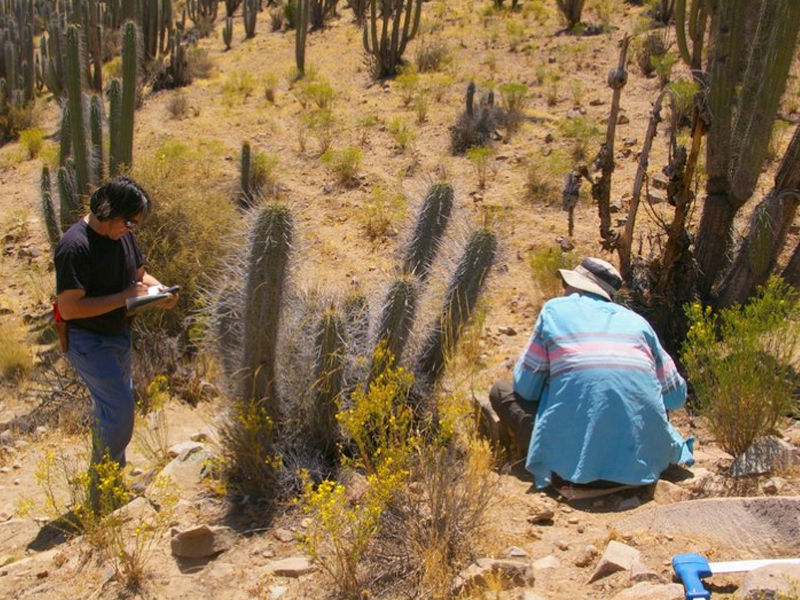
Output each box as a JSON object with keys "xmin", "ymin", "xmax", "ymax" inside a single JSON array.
[
  {"xmin": 41, "ymin": 166, "xmax": 62, "ymax": 250},
  {"xmin": 403, "ymin": 183, "xmax": 454, "ymax": 281},
  {"xmin": 65, "ymin": 25, "xmax": 91, "ymax": 198},
  {"xmin": 417, "ymin": 228, "xmax": 497, "ymax": 386},
  {"xmin": 241, "ymin": 204, "xmax": 294, "ymax": 417}
]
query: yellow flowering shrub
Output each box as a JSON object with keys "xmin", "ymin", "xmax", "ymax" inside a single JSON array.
[{"xmin": 682, "ymin": 277, "xmax": 800, "ymax": 456}]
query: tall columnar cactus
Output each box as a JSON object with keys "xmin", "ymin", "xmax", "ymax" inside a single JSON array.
[
  {"xmin": 243, "ymin": 0, "xmax": 257, "ymax": 39},
  {"xmin": 57, "ymin": 163, "xmax": 82, "ymax": 230},
  {"xmin": 694, "ymin": 0, "xmax": 800, "ymax": 297},
  {"xmin": 295, "ymin": 0, "xmax": 309, "ymax": 76},
  {"xmin": 402, "ymin": 182, "xmax": 454, "ymax": 281},
  {"xmin": 555, "ymin": 0, "xmax": 586, "ymax": 30},
  {"xmin": 41, "ymin": 166, "xmax": 62, "ymax": 250},
  {"xmin": 310, "ymin": 307, "xmax": 346, "ymax": 458},
  {"xmin": 309, "ymin": 0, "xmax": 338, "ymax": 30},
  {"xmin": 362, "ymin": 0, "xmax": 422, "ymax": 78},
  {"xmin": 113, "ymin": 20, "xmax": 137, "ymax": 174},
  {"xmin": 223, "ymin": 16, "xmax": 233, "ymax": 50},
  {"xmin": 239, "ymin": 140, "xmax": 253, "ymax": 206},
  {"xmin": 65, "ymin": 24, "xmax": 91, "ymax": 198},
  {"xmin": 59, "ymin": 103, "xmax": 71, "ymax": 165},
  {"xmin": 675, "ymin": 0, "xmax": 708, "ymax": 71},
  {"xmin": 416, "ymin": 228, "xmax": 498, "ymax": 388},
  {"xmin": 241, "ymin": 204, "xmax": 294, "ymax": 418},
  {"xmin": 90, "ymin": 94, "xmax": 104, "ymax": 183},
  {"xmin": 21, "ymin": 24, "xmax": 34, "ymax": 102},
  {"xmin": 107, "ymin": 77, "xmax": 121, "ymax": 175}
]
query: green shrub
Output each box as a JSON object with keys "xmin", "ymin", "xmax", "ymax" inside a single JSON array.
[
  {"xmin": 303, "ymin": 109, "xmax": 336, "ymax": 154},
  {"xmin": 415, "ymin": 36, "xmax": 450, "ymax": 72},
  {"xmin": 681, "ymin": 277, "xmax": 800, "ymax": 457},
  {"xmin": 358, "ymin": 114, "xmax": 380, "ymax": 145},
  {"xmin": 651, "ymin": 51, "xmax": 678, "ymax": 86},
  {"xmin": 296, "ymin": 79, "xmax": 335, "ymax": 110},
  {"xmin": 557, "ymin": 115, "xmax": 602, "ymax": 162},
  {"xmin": 321, "ymin": 146, "xmax": 363, "ymax": 186},
  {"xmin": 251, "ymin": 149, "xmax": 280, "ymax": 195},
  {"xmin": 221, "ymin": 70, "xmax": 256, "ymax": 106},
  {"xmin": 166, "ymin": 92, "xmax": 189, "ymax": 120},
  {"xmin": 634, "ymin": 30, "xmax": 668, "ymax": 78},
  {"xmin": 466, "ymin": 145, "xmax": 494, "ymax": 188},
  {"xmin": 0, "ymin": 318, "xmax": 32, "ymax": 382},
  {"xmin": 526, "ymin": 148, "xmax": 572, "ymax": 203},
  {"xmin": 668, "ymin": 79, "xmax": 699, "ymax": 128},
  {"xmin": 395, "ymin": 67, "xmax": 420, "ymax": 106},
  {"xmin": 264, "ymin": 72, "xmax": 279, "ymax": 102},
  {"xmin": 499, "ymin": 82, "xmax": 528, "ymax": 131},
  {"xmin": 186, "ymin": 47, "xmax": 214, "ymax": 80},
  {"xmin": 529, "ymin": 247, "xmax": 579, "ymax": 299},
  {"xmin": 19, "ymin": 128, "xmax": 44, "ymax": 159},
  {"xmin": 361, "ymin": 185, "xmax": 406, "ymax": 239},
  {"xmin": 506, "ymin": 19, "xmax": 526, "ymax": 51},
  {"xmin": 389, "ymin": 117, "xmax": 416, "ymax": 153}
]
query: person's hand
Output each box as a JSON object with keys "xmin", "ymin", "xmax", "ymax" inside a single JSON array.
[
  {"xmin": 122, "ymin": 281, "xmax": 150, "ymax": 299},
  {"xmin": 160, "ymin": 292, "xmax": 179, "ymax": 310}
]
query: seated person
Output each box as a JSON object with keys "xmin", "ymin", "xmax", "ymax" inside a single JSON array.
[{"xmin": 489, "ymin": 257, "xmax": 694, "ymax": 489}]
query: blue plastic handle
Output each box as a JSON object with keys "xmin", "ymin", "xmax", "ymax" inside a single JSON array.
[{"xmin": 672, "ymin": 553, "xmax": 712, "ymax": 600}]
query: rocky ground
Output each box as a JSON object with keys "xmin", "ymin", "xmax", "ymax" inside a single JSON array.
[{"xmin": 1, "ymin": 0, "xmax": 800, "ymax": 598}]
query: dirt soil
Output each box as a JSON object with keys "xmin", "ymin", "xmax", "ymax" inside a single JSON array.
[{"xmin": 1, "ymin": 1, "xmax": 800, "ymax": 599}]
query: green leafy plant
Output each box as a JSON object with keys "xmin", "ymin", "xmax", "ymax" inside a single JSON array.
[
  {"xmin": 303, "ymin": 108, "xmax": 336, "ymax": 154},
  {"xmin": 466, "ymin": 145, "xmax": 494, "ymax": 188},
  {"xmin": 389, "ymin": 117, "xmax": 417, "ymax": 153},
  {"xmin": 526, "ymin": 148, "xmax": 573, "ymax": 203},
  {"xmin": 18, "ymin": 128, "xmax": 44, "ymax": 159},
  {"xmin": 557, "ymin": 115, "xmax": 602, "ymax": 162},
  {"xmin": 529, "ymin": 247, "xmax": 580, "ymax": 299},
  {"xmin": 264, "ymin": 72, "xmax": 279, "ymax": 103},
  {"xmin": 221, "ymin": 70, "xmax": 256, "ymax": 106},
  {"xmin": 651, "ymin": 51, "xmax": 679, "ymax": 86},
  {"xmin": 668, "ymin": 79, "xmax": 699, "ymax": 128},
  {"xmin": 322, "ymin": 146, "xmax": 363, "ymax": 186},
  {"xmin": 396, "ymin": 66, "xmax": 420, "ymax": 106},
  {"xmin": 362, "ymin": 184, "xmax": 407, "ymax": 239},
  {"xmin": 681, "ymin": 277, "xmax": 800, "ymax": 457},
  {"xmin": 358, "ymin": 114, "xmax": 379, "ymax": 145},
  {"xmin": 499, "ymin": 82, "xmax": 528, "ymax": 131}
]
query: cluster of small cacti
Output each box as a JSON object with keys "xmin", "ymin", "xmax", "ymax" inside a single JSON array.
[
  {"xmin": 209, "ymin": 181, "xmax": 497, "ymax": 495},
  {"xmin": 450, "ymin": 82, "xmax": 506, "ymax": 155}
]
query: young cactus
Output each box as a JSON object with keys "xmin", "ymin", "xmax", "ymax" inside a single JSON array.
[
  {"xmin": 241, "ymin": 204, "xmax": 294, "ymax": 419},
  {"xmin": 243, "ymin": 0, "xmax": 258, "ymax": 39},
  {"xmin": 223, "ymin": 17, "xmax": 233, "ymax": 50},
  {"xmin": 416, "ymin": 228, "xmax": 498, "ymax": 388},
  {"xmin": 295, "ymin": 0, "xmax": 309, "ymax": 76}
]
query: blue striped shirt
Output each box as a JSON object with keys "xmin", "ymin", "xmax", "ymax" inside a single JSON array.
[{"xmin": 514, "ymin": 293, "xmax": 694, "ymax": 488}]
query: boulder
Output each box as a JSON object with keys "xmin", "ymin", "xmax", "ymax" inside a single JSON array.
[
  {"xmin": 731, "ymin": 436, "xmax": 800, "ymax": 478},
  {"xmin": 451, "ymin": 558, "xmax": 535, "ymax": 595},
  {"xmin": 588, "ymin": 541, "xmax": 641, "ymax": 583},
  {"xmin": 273, "ymin": 528, "xmax": 296, "ymax": 543},
  {"xmin": 264, "ymin": 556, "xmax": 315, "ymax": 578},
  {"xmin": 170, "ymin": 524, "xmax": 235, "ymax": 559},
  {"xmin": 533, "ymin": 555, "xmax": 561, "ymax": 574},
  {"xmin": 734, "ymin": 564, "xmax": 800, "ymax": 599},
  {"xmin": 167, "ymin": 441, "xmax": 206, "ymax": 461},
  {"xmin": 619, "ymin": 497, "xmax": 800, "ymax": 555},
  {"xmin": 151, "ymin": 449, "xmax": 213, "ymax": 497},
  {"xmin": 652, "ymin": 480, "xmax": 692, "ymax": 504},
  {"xmin": 630, "ymin": 558, "xmax": 661, "ymax": 582},
  {"xmin": 574, "ymin": 544, "xmax": 598, "ymax": 568}
]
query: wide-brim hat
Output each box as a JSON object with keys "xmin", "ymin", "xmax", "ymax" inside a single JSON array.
[{"xmin": 558, "ymin": 257, "xmax": 622, "ymax": 301}]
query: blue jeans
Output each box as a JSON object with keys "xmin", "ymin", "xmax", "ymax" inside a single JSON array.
[{"xmin": 66, "ymin": 327, "xmax": 134, "ymax": 468}]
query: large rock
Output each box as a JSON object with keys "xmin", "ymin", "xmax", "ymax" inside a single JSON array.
[
  {"xmin": 652, "ymin": 480, "xmax": 692, "ymax": 504},
  {"xmin": 619, "ymin": 497, "xmax": 800, "ymax": 555},
  {"xmin": 264, "ymin": 556, "xmax": 315, "ymax": 577},
  {"xmin": 588, "ymin": 540, "xmax": 641, "ymax": 583},
  {"xmin": 451, "ymin": 558, "xmax": 535, "ymax": 595},
  {"xmin": 611, "ymin": 582, "xmax": 684, "ymax": 600},
  {"xmin": 734, "ymin": 564, "xmax": 800, "ymax": 599},
  {"xmin": 150, "ymin": 449, "xmax": 214, "ymax": 497},
  {"xmin": 167, "ymin": 441, "xmax": 206, "ymax": 461},
  {"xmin": 731, "ymin": 436, "xmax": 800, "ymax": 478},
  {"xmin": 170, "ymin": 524, "xmax": 235, "ymax": 559}
]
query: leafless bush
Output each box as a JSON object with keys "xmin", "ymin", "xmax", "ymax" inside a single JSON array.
[{"xmin": 18, "ymin": 359, "xmax": 92, "ymax": 435}]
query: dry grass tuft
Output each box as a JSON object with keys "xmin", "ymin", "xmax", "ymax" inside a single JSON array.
[{"xmin": 0, "ymin": 318, "xmax": 33, "ymax": 383}]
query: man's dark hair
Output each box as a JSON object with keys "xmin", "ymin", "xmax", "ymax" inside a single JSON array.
[{"xmin": 89, "ymin": 176, "xmax": 152, "ymax": 221}]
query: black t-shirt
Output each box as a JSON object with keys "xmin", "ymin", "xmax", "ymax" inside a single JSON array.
[{"xmin": 55, "ymin": 219, "xmax": 145, "ymax": 335}]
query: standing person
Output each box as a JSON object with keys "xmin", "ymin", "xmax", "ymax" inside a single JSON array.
[
  {"xmin": 54, "ymin": 176, "xmax": 177, "ymax": 478},
  {"xmin": 489, "ymin": 257, "xmax": 693, "ymax": 490}
]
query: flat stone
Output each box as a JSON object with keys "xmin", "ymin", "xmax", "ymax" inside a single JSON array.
[
  {"xmin": 498, "ymin": 326, "xmax": 517, "ymax": 336},
  {"xmin": 623, "ymin": 137, "xmax": 638, "ymax": 147},
  {"xmin": 505, "ymin": 546, "xmax": 528, "ymax": 558},
  {"xmin": 734, "ymin": 564, "xmax": 800, "ymax": 599},
  {"xmin": 528, "ymin": 508, "xmax": 555, "ymax": 523},
  {"xmin": 630, "ymin": 558, "xmax": 661, "ymax": 582},
  {"xmin": 170, "ymin": 524, "xmax": 235, "ymax": 559},
  {"xmin": 619, "ymin": 496, "xmax": 642, "ymax": 511},
  {"xmin": 273, "ymin": 528, "xmax": 295, "ymax": 543},
  {"xmin": 451, "ymin": 558, "xmax": 535, "ymax": 595},
  {"xmin": 533, "ymin": 555, "xmax": 561, "ymax": 573},
  {"xmin": 269, "ymin": 585, "xmax": 288, "ymax": 599},
  {"xmin": 618, "ymin": 497, "xmax": 800, "ymax": 555},
  {"xmin": 555, "ymin": 236, "xmax": 574, "ymax": 252},
  {"xmin": 612, "ymin": 582, "xmax": 684, "ymax": 600},
  {"xmin": 652, "ymin": 174, "xmax": 670, "ymax": 190},
  {"xmin": 588, "ymin": 541, "xmax": 641, "ymax": 583},
  {"xmin": 731, "ymin": 436, "xmax": 800, "ymax": 478},
  {"xmin": 151, "ymin": 449, "xmax": 213, "ymax": 497},
  {"xmin": 589, "ymin": 98, "xmax": 605, "ymax": 106},
  {"xmin": 617, "ymin": 114, "xmax": 630, "ymax": 125},
  {"xmin": 167, "ymin": 441, "xmax": 206, "ymax": 461},
  {"xmin": 265, "ymin": 556, "xmax": 315, "ymax": 578},
  {"xmin": 647, "ymin": 190, "xmax": 667, "ymax": 205},
  {"xmin": 652, "ymin": 480, "xmax": 692, "ymax": 504}
]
